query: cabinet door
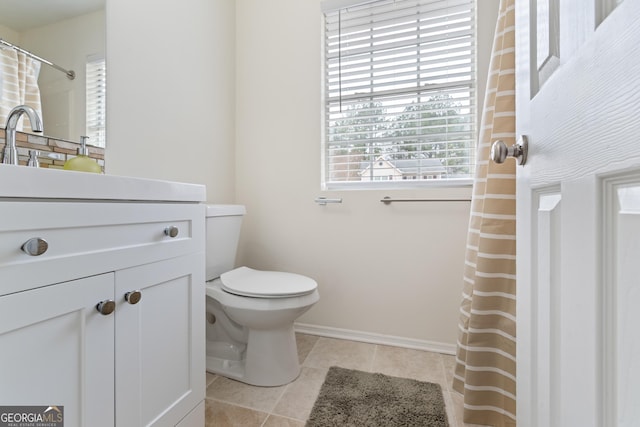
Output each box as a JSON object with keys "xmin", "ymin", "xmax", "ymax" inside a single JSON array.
[
  {"xmin": 115, "ymin": 254, "xmax": 205, "ymax": 427},
  {"xmin": 0, "ymin": 274, "xmax": 115, "ymax": 427}
]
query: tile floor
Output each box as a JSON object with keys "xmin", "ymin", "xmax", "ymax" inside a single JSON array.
[{"xmin": 204, "ymin": 333, "xmax": 485, "ymax": 427}]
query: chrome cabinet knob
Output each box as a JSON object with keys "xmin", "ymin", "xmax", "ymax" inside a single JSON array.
[
  {"xmin": 96, "ymin": 300, "xmax": 116, "ymax": 315},
  {"xmin": 125, "ymin": 290, "xmax": 142, "ymax": 305},
  {"xmin": 21, "ymin": 237, "xmax": 48, "ymax": 256},
  {"xmin": 164, "ymin": 226, "xmax": 179, "ymax": 238},
  {"xmin": 491, "ymin": 135, "xmax": 529, "ymax": 165}
]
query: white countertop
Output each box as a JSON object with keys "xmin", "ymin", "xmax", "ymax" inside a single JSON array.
[{"xmin": 0, "ymin": 165, "xmax": 206, "ymax": 202}]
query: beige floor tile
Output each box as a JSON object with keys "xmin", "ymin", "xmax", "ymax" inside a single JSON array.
[
  {"xmin": 262, "ymin": 414, "xmax": 306, "ymax": 427},
  {"xmin": 206, "ymin": 375, "xmax": 287, "ymax": 413},
  {"xmin": 206, "ymin": 372, "xmax": 217, "ymax": 387},
  {"xmin": 371, "ymin": 344, "xmax": 447, "ymax": 385},
  {"xmin": 205, "ymin": 335, "xmax": 471, "ymax": 426},
  {"xmin": 302, "ymin": 337, "xmax": 376, "ymax": 371},
  {"xmin": 441, "ymin": 353, "xmax": 457, "ymax": 392},
  {"xmin": 205, "ymin": 399, "xmax": 268, "ymax": 427},
  {"xmin": 451, "ymin": 390, "xmax": 466, "ymax": 426},
  {"xmin": 443, "ymin": 389, "xmax": 458, "ymax": 427},
  {"xmin": 272, "ymin": 366, "xmax": 327, "ymax": 421},
  {"xmin": 295, "ymin": 333, "xmax": 319, "ymax": 364}
]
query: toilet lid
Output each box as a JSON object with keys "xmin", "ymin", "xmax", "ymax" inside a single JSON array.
[{"xmin": 220, "ymin": 266, "xmax": 317, "ymax": 298}]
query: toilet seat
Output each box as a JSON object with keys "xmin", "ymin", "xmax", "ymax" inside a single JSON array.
[{"xmin": 221, "ymin": 266, "xmax": 317, "ymax": 298}]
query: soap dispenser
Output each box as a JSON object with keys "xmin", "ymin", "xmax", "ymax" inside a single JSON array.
[{"xmin": 63, "ymin": 136, "xmax": 102, "ymax": 173}]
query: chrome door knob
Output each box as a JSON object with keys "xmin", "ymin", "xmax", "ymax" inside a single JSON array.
[
  {"xmin": 164, "ymin": 226, "xmax": 179, "ymax": 238},
  {"xmin": 96, "ymin": 300, "xmax": 116, "ymax": 315},
  {"xmin": 21, "ymin": 237, "xmax": 48, "ymax": 256},
  {"xmin": 125, "ymin": 290, "xmax": 142, "ymax": 305},
  {"xmin": 491, "ymin": 135, "xmax": 529, "ymax": 165}
]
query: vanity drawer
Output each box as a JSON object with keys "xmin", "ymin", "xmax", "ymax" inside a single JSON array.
[{"xmin": 0, "ymin": 201, "xmax": 204, "ymax": 296}]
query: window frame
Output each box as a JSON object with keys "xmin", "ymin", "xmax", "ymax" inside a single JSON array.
[{"xmin": 321, "ymin": 0, "xmax": 477, "ymax": 191}]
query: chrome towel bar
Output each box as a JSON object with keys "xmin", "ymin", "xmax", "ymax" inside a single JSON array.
[
  {"xmin": 315, "ymin": 197, "xmax": 343, "ymax": 205},
  {"xmin": 380, "ymin": 196, "xmax": 471, "ymax": 204}
]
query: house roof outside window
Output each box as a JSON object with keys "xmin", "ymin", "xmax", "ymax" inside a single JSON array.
[{"xmin": 359, "ymin": 155, "xmax": 446, "ymax": 181}]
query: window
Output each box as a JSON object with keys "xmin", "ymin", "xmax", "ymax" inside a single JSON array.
[
  {"xmin": 322, "ymin": 0, "xmax": 476, "ymax": 188},
  {"xmin": 85, "ymin": 55, "xmax": 106, "ymax": 147}
]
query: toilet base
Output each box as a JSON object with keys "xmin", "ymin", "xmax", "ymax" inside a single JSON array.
[{"xmin": 206, "ymin": 325, "xmax": 301, "ymax": 387}]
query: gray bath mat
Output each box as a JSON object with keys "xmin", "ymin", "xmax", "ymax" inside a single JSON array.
[{"xmin": 306, "ymin": 366, "xmax": 449, "ymax": 426}]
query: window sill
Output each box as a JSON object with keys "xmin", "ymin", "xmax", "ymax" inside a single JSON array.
[{"xmin": 320, "ymin": 180, "xmax": 474, "ymax": 204}]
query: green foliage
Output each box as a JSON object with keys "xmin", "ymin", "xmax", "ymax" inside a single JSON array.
[{"xmin": 327, "ymin": 94, "xmax": 474, "ymax": 181}]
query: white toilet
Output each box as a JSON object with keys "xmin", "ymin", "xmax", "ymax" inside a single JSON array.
[{"xmin": 205, "ymin": 204, "xmax": 319, "ymax": 386}]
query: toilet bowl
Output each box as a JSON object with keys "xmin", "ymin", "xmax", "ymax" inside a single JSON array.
[
  {"xmin": 204, "ymin": 205, "xmax": 319, "ymax": 386},
  {"xmin": 206, "ymin": 268, "xmax": 319, "ymax": 386}
]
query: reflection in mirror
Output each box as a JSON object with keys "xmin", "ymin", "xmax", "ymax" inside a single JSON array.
[{"xmin": 0, "ymin": 0, "xmax": 106, "ymax": 147}]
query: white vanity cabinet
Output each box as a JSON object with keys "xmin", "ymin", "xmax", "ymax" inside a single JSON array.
[
  {"xmin": 115, "ymin": 254, "xmax": 204, "ymax": 427},
  {"xmin": 0, "ymin": 169, "xmax": 206, "ymax": 427},
  {"xmin": 0, "ymin": 273, "xmax": 116, "ymax": 426}
]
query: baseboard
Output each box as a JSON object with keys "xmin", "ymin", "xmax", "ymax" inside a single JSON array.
[{"xmin": 294, "ymin": 323, "xmax": 456, "ymax": 355}]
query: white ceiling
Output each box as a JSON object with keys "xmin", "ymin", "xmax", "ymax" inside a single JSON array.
[{"xmin": 0, "ymin": 0, "xmax": 104, "ymax": 32}]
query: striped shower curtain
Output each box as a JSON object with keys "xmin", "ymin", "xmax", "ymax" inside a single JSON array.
[
  {"xmin": 453, "ymin": 0, "xmax": 516, "ymax": 426},
  {"xmin": 0, "ymin": 48, "xmax": 42, "ymax": 131}
]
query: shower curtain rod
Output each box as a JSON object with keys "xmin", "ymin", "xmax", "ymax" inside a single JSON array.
[{"xmin": 0, "ymin": 39, "xmax": 75, "ymax": 80}]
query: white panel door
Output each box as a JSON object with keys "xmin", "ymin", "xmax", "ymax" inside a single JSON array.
[
  {"xmin": 515, "ymin": 0, "xmax": 640, "ymax": 426},
  {"xmin": 0, "ymin": 274, "xmax": 115, "ymax": 427},
  {"xmin": 115, "ymin": 254, "xmax": 205, "ymax": 427}
]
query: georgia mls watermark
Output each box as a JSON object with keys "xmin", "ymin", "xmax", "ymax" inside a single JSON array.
[{"xmin": 0, "ymin": 406, "xmax": 63, "ymax": 427}]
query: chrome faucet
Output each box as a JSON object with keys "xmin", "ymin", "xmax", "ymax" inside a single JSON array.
[{"xmin": 3, "ymin": 105, "xmax": 43, "ymax": 165}]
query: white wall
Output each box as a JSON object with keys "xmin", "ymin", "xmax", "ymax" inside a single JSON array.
[
  {"xmin": 0, "ymin": 25, "xmax": 19, "ymax": 44},
  {"xmin": 105, "ymin": 0, "xmax": 236, "ymax": 203},
  {"xmin": 105, "ymin": 0, "xmax": 499, "ymax": 349},
  {"xmin": 234, "ymin": 0, "xmax": 499, "ymax": 348}
]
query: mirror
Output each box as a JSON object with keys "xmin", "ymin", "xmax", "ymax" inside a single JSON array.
[{"xmin": 0, "ymin": 0, "xmax": 106, "ymax": 146}]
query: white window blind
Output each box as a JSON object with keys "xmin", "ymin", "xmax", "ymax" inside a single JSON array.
[
  {"xmin": 86, "ymin": 55, "xmax": 106, "ymax": 147},
  {"xmin": 323, "ymin": 0, "xmax": 476, "ymax": 187}
]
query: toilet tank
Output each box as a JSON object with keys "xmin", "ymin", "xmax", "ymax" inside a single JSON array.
[{"xmin": 205, "ymin": 204, "xmax": 246, "ymax": 281}]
